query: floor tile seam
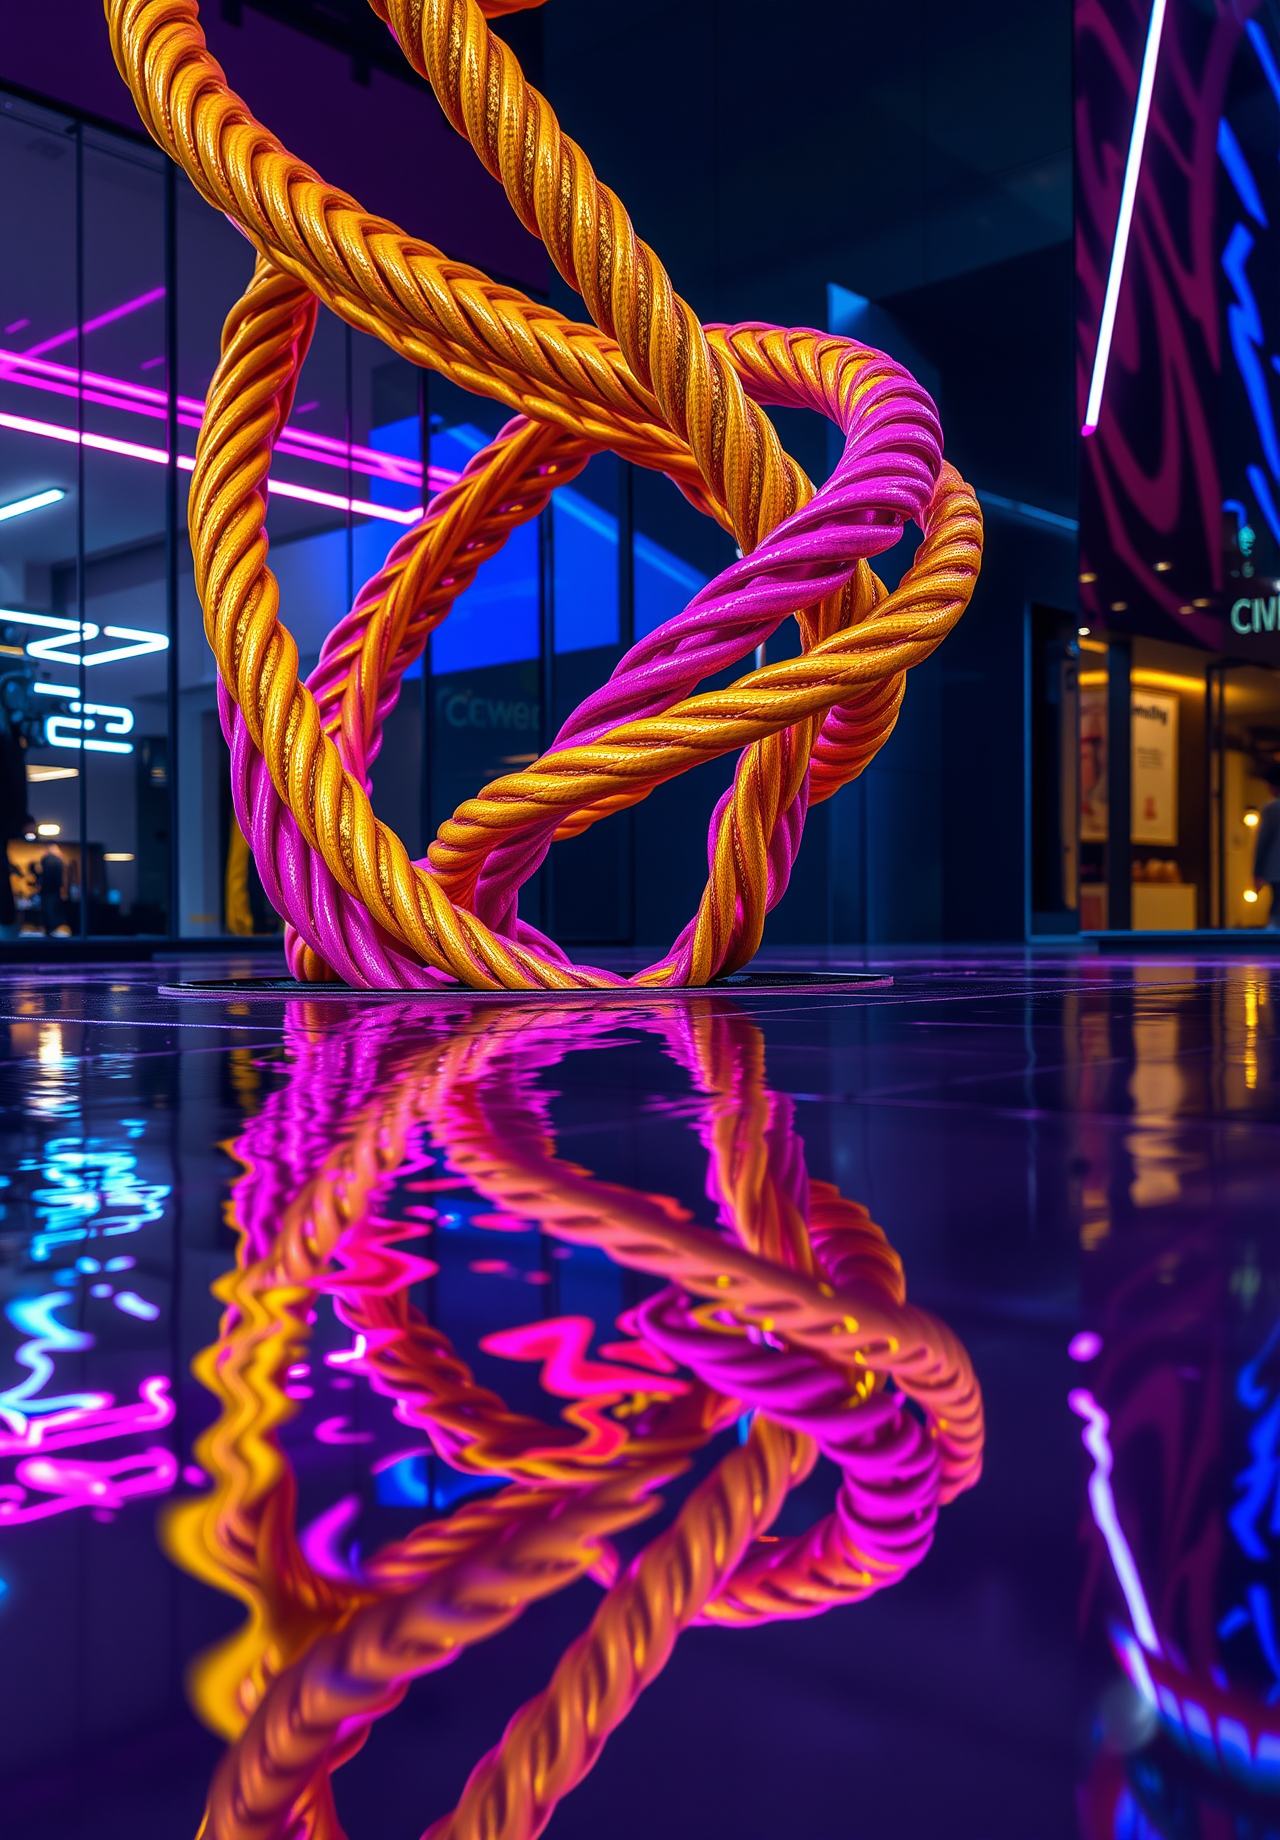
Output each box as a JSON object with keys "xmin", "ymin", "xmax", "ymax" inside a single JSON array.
[
  {"xmin": 731, "ymin": 975, "xmax": 1228, "ymax": 1018},
  {"xmin": 787, "ymin": 1089, "xmax": 1280, "ymax": 1135},
  {"xmin": 784, "ymin": 1037, "xmax": 1226, "ymax": 1103},
  {"xmin": 0, "ymin": 1012, "xmax": 286, "ymax": 1033}
]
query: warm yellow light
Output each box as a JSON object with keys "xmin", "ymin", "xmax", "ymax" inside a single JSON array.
[
  {"xmin": 1244, "ymin": 889, "xmax": 1260, "ymax": 903},
  {"xmin": 27, "ymin": 765, "xmax": 77, "ymax": 783},
  {"xmin": 1079, "ymin": 571, "xmax": 1098, "ymax": 584},
  {"xmin": 1131, "ymin": 669, "xmax": 1204, "ymax": 693},
  {"xmin": 103, "ymin": 852, "xmax": 135, "ymax": 863},
  {"xmin": 1245, "ymin": 810, "xmax": 1261, "ymax": 829},
  {"xmin": 1154, "ymin": 560, "xmax": 1173, "ymax": 572},
  {"xmin": 1079, "ymin": 670, "xmax": 1108, "ymax": 686},
  {"xmin": 35, "ymin": 823, "xmax": 60, "ymax": 837},
  {"xmin": 1078, "ymin": 626, "xmax": 1091, "ymax": 636},
  {"xmin": 1079, "ymin": 638, "xmax": 1108, "ymax": 655}
]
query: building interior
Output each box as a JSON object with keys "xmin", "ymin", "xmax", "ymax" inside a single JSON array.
[{"xmin": 1, "ymin": 4, "xmax": 1279, "ymax": 1838}]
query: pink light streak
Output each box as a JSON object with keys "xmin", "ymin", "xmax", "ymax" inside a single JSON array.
[
  {"xmin": 480, "ymin": 1315, "xmax": 689, "ymax": 1400},
  {"xmin": 314, "ymin": 1416, "xmax": 374, "ymax": 1445},
  {"xmin": 0, "ymin": 1446, "xmax": 177, "ymax": 1524},
  {"xmin": 0, "ymin": 407, "xmax": 424, "ymax": 527},
  {"xmin": 0, "ymin": 343, "xmax": 457, "ymax": 493},
  {"xmin": 0, "ymin": 1375, "xmax": 173, "ymax": 1458},
  {"xmin": 22, "ymin": 286, "xmax": 167, "ymax": 359}
]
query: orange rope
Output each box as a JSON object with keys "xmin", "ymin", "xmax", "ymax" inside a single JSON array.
[
  {"xmin": 172, "ymin": 997, "xmax": 981, "ymax": 1838},
  {"xmin": 104, "ymin": 0, "xmax": 982, "ymax": 989}
]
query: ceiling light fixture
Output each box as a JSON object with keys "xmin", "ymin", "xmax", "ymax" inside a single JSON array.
[
  {"xmin": 35, "ymin": 823, "xmax": 60, "ymax": 837},
  {"xmin": 0, "ymin": 486, "xmax": 65, "ymax": 523},
  {"xmin": 1082, "ymin": 0, "xmax": 1169, "ymax": 437}
]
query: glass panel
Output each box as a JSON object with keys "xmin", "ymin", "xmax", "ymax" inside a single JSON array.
[
  {"xmin": 426, "ymin": 378, "xmax": 549, "ymax": 929},
  {"xmin": 629, "ymin": 468, "xmax": 737, "ymax": 945},
  {"xmin": 0, "ymin": 96, "xmax": 78, "ymax": 939},
  {"xmin": 78, "ymin": 128, "xmax": 169, "ymax": 936},
  {"xmin": 175, "ymin": 178, "xmax": 256, "ymax": 938},
  {"xmin": 552, "ymin": 453, "xmax": 618, "ymax": 656},
  {"xmin": 1212, "ymin": 662, "xmax": 1280, "ymax": 928},
  {"xmin": 356, "ymin": 336, "xmax": 425, "ymax": 860},
  {"xmin": 632, "ymin": 466, "xmax": 718, "ymax": 641},
  {"xmin": 549, "ymin": 453, "xmax": 630, "ymax": 944}
]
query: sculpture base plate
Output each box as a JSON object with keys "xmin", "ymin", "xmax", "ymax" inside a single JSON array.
[{"xmin": 159, "ymin": 970, "xmax": 893, "ymax": 1000}]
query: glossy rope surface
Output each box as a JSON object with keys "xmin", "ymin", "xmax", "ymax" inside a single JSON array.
[
  {"xmin": 106, "ymin": 0, "xmax": 982, "ymax": 987},
  {"xmin": 172, "ymin": 996, "xmax": 981, "ymax": 1838}
]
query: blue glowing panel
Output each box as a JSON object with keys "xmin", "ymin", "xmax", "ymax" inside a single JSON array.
[
  {"xmin": 553, "ymin": 485, "xmax": 618, "ymax": 653},
  {"xmin": 634, "ymin": 531, "xmax": 708, "ymax": 639},
  {"xmin": 429, "ymin": 423, "xmax": 540, "ymax": 673}
]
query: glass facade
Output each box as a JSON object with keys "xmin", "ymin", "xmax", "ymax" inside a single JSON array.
[{"xmin": 0, "ymin": 87, "xmax": 730, "ymax": 948}]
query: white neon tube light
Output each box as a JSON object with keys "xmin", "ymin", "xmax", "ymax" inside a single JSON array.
[
  {"xmin": 0, "ymin": 487, "xmax": 65, "ymax": 523},
  {"xmin": 1081, "ymin": 0, "xmax": 1169, "ymax": 437},
  {"xmin": 32, "ymin": 681, "xmax": 135, "ymax": 755},
  {"xmin": 0, "ymin": 410, "xmax": 422, "ymax": 526},
  {"xmin": 0, "ymin": 608, "xmax": 168, "ymax": 668}
]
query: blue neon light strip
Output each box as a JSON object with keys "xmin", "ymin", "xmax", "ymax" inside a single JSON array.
[
  {"xmin": 1222, "ymin": 224, "xmax": 1280, "ymax": 482},
  {"xmin": 1219, "ymin": 118, "xmax": 1269, "ymax": 227},
  {"xmin": 1247, "ymin": 20, "xmax": 1280, "ymax": 114}
]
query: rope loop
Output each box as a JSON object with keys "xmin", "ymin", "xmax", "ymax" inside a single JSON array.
[{"xmin": 106, "ymin": 0, "xmax": 982, "ymax": 986}]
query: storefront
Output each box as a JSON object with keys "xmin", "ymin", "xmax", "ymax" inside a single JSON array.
[
  {"xmin": 1031, "ymin": 611, "xmax": 1280, "ymax": 936},
  {"xmin": 1047, "ymin": 0, "xmax": 1280, "ymax": 936}
]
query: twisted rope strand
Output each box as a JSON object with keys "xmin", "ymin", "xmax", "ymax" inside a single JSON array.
[{"xmin": 106, "ymin": 0, "xmax": 980, "ymax": 987}]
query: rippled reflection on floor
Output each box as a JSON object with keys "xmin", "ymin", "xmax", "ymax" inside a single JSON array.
[{"xmin": 1, "ymin": 953, "xmax": 1279, "ymax": 1838}]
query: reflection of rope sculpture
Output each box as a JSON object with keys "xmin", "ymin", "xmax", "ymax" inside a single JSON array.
[
  {"xmin": 171, "ymin": 997, "xmax": 982, "ymax": 1837},
  {"xmin": 107, "ymin": 0, "xmax": 983, "ymax": 990}
]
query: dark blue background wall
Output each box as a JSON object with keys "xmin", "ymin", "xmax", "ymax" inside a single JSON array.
[{"xmin": 537, "ymin": 0, "xmax": 1079, "ymax": 946}]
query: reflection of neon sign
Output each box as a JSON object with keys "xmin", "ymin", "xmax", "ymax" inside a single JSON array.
[
  {"xmin": 1072, "ymin": 1368, "xmax": 1280, "ymax": 1791},
  {"xmin": 28, "ymin": 1136, "xmax": 171, "ymax": 1263},
  {"xmin": 0, "ymin": 1448, "xmax": 177, "ymax": 1525},
  {"xmin": 0, "ymin": 1294, "xmax": 97, "ymax": 1430},
  {"xmin": 1070, "ymin": 1387, "xmax": 1160, "ymax": 1654}
]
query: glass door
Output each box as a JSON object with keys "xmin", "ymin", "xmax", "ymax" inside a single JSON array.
[{"xmin": 1208, "ymin": 661, "xmax": 1280, "ymax": 928}]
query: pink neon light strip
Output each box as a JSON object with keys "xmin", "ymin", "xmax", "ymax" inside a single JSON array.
[
  {"xmin": 1081, "ymin": 0, "xmax": 1169, "ymax": 436},
  {"xmin": 0, "ymin": 345, "xmax": 457, "ymax": 493},
  {"xmin": 21, "ymin": 286, "xmax": 167, "ymax": 359},
  {"xmin": 0, "ymin": 409, "xmax": 423, "ymax": 526}
]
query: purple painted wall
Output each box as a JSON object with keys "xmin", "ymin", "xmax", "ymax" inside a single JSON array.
[{"xmin": 0, "ymin": 0, "xmax": 548, "ymax": 293}]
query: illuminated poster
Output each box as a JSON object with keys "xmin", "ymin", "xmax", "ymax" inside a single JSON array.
[
  {"xmin": 1080, "ymin": 684, "xmax": 1109, "ymax": 841},
  {"xmin": 1130, "ymin": 689, "xmax": 1177, "ymax": 844}
]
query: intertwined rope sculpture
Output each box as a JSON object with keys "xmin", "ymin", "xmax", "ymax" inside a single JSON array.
[
  {"xmin": 107, "ymin": 0, "xmax": 982, "ymax": 988},
  {"xmin": 172, "ymin": 995, "xmax": 981, "ymax": 1837}
]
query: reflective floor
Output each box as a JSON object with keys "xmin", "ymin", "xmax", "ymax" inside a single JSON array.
[{"xmin": 0, "ymin": 952, "xmax": 1277, "ymax": 1839}]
